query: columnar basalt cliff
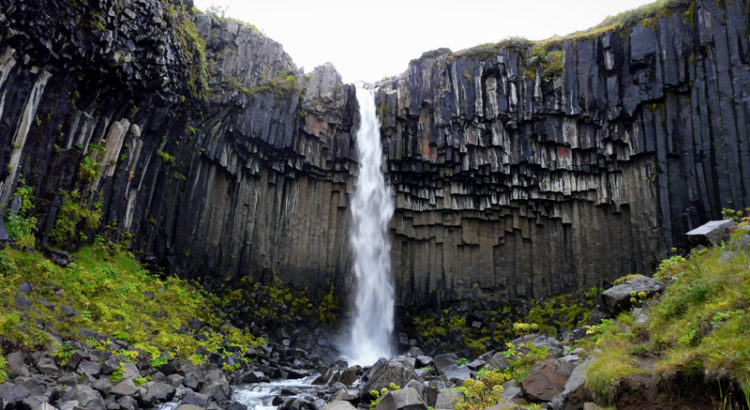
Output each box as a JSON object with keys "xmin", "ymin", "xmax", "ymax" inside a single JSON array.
[
  {"xmin": 0, "ymin": 0, "xmax": 748, "ymax": 307},
  {"xmin": 376, "ymin": 0, "xmax": 750, "ymax": 304},
  {"xmin": 0, "ymin": 0, "xmax": 357, "ymax": 294}
]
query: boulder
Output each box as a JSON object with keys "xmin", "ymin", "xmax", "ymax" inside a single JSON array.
[
  {"xmin": 15, "ymin": 294, "xmax": 32, "ymax": 308},
  {"xmin": 405, "ymin": 380, "xmax": 438, "ymax": 407},
  {"xmin": 431, "ymin": 353, "xmax": 458, "ymax": 373},
  {"xmin": 686, "ymin": 219, "xmax": 734, "ymax": 247},
  {"xmin": 31, "ymin": 403, "xmax": 58, "ymax": 410},
  {"xmin": 137, "ymin": 381, "xmax": 175, "ymax": 405},
  {"xmin": 488, "ymin": 352, "xmax": 510, "ymax": 371},
  {"xmin": 601, "ymin": 276, "xmax": 665, "ymax": 315},
  {"xmin": 110, "ymin": 380, "xmax": 138, "ymax": 396},
  {"xmin": 35, "ymin": 357, "xmax": 58, "ymax": 375},
  {"xmin": 521, "ymin": 358, "xmax": 572, "ymax": 401},
  {"xmin": 62, "ymin": 385, "xmax": 103, "ymax": 408},
  {"xmin": 166, "ymin": 373, "xmax": 185, "ymax": 387},
  {"xmin": 440, "ymin": 364, "xmax": 471, "ymax": 385},
  {"xmin": 434, "ymin": 389, "xmax": 463, "ymax": 409},
  {"xmin": 549, "ymin": 357, "xmax": 594, "ymax": 410},
  {"xmin": 374, "ymin": 387, "xmax": 427, "ymax": 410},
  {"xmin": 361, "ymin": 357, "xmax": 420, "ymax": 397},
  {"xmin": 507, "ymin": 334, "xmax": 564, "ymax": 359},
  {"xmin": 500, "ymin": 379, "xmax": 522, "ymax": 402},
  {"xmin": 182, "ymin": 390, "xmax": 210, "ymax": 407},
  {"xmin": 6, "ymin": 351, "xmax": 29, "ymax": 378},
  {"xmin": 117, "ymin": 395, "xmax": 137, "ymax": 410},
  {"xmin": 278, "ymin": 396, "xmax": 318, "ymax": 409},
  {"xmin": 92, "ymin": 377, "xmax": 113, "ymax": 394},
  {"xmin": 121, "ymin": 362, "xmax": 140, "ymax": 380},
  {"xmin": 176, "ymin": 405, "xmax": 204, "ymax": 410},
  {"xmin": 321, "ymin": 401, "xmax": 357, "ymax": 410},
  {"xmin": 76, "ymin": 360, "xmax": 101, "ymax": 377}
]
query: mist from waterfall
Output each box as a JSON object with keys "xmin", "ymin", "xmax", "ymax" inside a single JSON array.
[{"xmin": 343, "ymin": 85, "xmax": 395, "ymax": 366}]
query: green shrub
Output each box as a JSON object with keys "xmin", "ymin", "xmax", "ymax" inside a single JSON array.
[
  {"xmin": 4, "ymin": 180, "xmax": 38, "ymax": 248},
  {"xmin": 456, "ymin": 368, "xmax": 509, "ymax": 410},
  {"xmin": 51, "ymin": 342, "xmax": 78, "ymax": 367}
]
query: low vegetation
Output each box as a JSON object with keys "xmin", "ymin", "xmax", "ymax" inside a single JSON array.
[
  {"xmin": 408, "ymin": 286, "xmax": 599, "ymax": 355},
  {"xmin": 583, "ymin": 219, "xmax": 750, "ymax": 407},
  {"xmin": 0, "ymin": 240, "xmax": 264, "ymax": 365}
]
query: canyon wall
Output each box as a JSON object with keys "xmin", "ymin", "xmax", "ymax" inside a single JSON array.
[
  {"xmin": 378, "ymin": 0, "xmax": 750, "ymax": 304},
  {"xmin": 0, "ymin": 0, "xmax": 357, "ymax": 294},
  {"xmin": 0, "ymin": 0, "xmax": 748, "ymax": 306}
]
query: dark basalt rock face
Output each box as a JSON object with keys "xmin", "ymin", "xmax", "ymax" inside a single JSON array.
[
  {"xmin": 0, "ymin": 0, "xmax": 356, "ymax": 294},
  {"xmin": 0, "ymin": 0, "xmax": 748, "ymax": 306},
  {"xmin": 374, "ymin": 0, "xmax": 750, "ymax": 305}
]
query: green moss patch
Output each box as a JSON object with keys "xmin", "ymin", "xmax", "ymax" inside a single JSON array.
[
  {"xmin": 583, "ymin": 224, "xmax": 750, "ymax": 407},
  {"xmin": 0, "ymin": 243, "xmax": 264, "ymax": 365}
]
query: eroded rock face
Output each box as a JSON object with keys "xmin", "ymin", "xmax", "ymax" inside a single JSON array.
[
  {"xmin": 0, "ymin": 0, "xmax": 356, "ymax": 297},
  {"xmin": 0, "ymin": 0, "xmax": 748, "ymax": 307},
  {"xmin": 374, "ymin": 0, "xmax": 750, "ymax": 305}
]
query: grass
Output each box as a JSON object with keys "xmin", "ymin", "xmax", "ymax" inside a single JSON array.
[
  {"xmin": 584, "ymin": 314, "xmax": 648, "ymax": 403},
  {"xmin": 453, "ymin": 0, "xmax": 697, "ymax": 76},
  {"xmin": 0, "ymin": 241, "xmax": 264, "ymax": 364},
  {"xmin": 409, "ymin": 286, "xmax": 600, "ymax": 355},
  {"xmin": 583, "ymin": 219, "xmax": 750, "ymax": 406}
]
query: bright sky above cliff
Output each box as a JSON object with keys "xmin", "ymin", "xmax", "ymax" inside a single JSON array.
[{"xmin": 193, "ymin": 0, "xmax": 654, "ymax": 83}]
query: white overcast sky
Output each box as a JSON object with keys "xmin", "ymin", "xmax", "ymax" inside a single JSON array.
[{"xmin": 192, "ymin": 0, "xmax": 654, "ymax": 83}]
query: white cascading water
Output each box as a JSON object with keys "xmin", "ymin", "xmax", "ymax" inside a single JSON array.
[{"xmin": 344, "ymin": 85, "xmax": 395, "ymax": 366}]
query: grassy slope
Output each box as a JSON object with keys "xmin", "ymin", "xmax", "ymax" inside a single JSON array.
[
  {"xmin": 584, "ymin": 223, "xmax": 750, "ymax": 406},
  {"xmin": 455, "ymin": 0, "xmax": 694, "ymax": 60},
  {"xmin": 0, "ymin": 241, "xmax": 264, "ymax": 379}
]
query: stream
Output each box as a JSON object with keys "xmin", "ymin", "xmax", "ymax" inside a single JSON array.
[{"xmin": 231, "ymin": 375, "xmax": 328, "ymax": 409}]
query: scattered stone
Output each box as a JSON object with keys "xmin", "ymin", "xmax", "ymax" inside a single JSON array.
[
  {"xmin": 138, "ymin": 381, "xmax": 176, "ymax": 404},
  {"xmin": 405, "ymin": 380, "xmax": 438, "ymax": 407},
  {"xmin": 62, "ymin": 385, "xmax": 103, "ymax": 408},
  {"xmin": 182, "ymin": 390, "xmax": 210, "ymax": 407},
  {"xmin": 183, "ymin": 371, "xmax": 201, "ymax": 389},
  {"xmin": 601, "ymin": 276, "xmax": 665, "ymax": 315},
  {"xmin": 110, "ymin": 379, "xmax": 138, "ymax": 396},
  {"xmin": 521, "ymin": 358, "xmax": 572, "ymax": 401},
  {"xmin": 361, "ymin": 357, "xmax": 420, "ymax": 397},
  {"xmin": 36, "ymin": 297, "xmax": 54, "ymax": 310},
  {"xmin": 587, "ymin": 306, "xmax": 609, "ymax": 325},
  {"xmin": 686, "ymin": 219, "xmax": 734, "ymax": 247},
  {"xmin": 415, "ymin": 356, "xmax": 432, "ymax": 368},
  {"xmin": 117, "ymin": 395, "xmax": 138, "ymax": 410},
  {"xmin": 434, "ymin": 389, "xmax": 463, "ymax": 409},
  {"xmin": 508, "ymin": 334, "xmax": 564, "ymax": 359},
  {"xmin": 18, "ymin": 282, "xmax": 32, "ymax": 295},
  {"xmin": 15, "ymin": 294, "xmax": 33, "ymax": 308},
  {"xmin": 77, "ymin": 328, "xmax": 106, "ymax": 341},
  {"xmin": 35, "ymin": 357, "xmax": 58, "ymax": 375},
  {"xmin": 500, "ymin": 379, "xmax": 522, "ymax": 402},
  {"xmin": 31, "ymin": 402, "xmax": 58, "ymax": 410},
  {"xmin": 322, "ymin": 400, "xmax": 357, "ymax": 410},
  {"xmin": 441, "ymin": 364, "xmax": 471, "ymax": 385},
  {"xmin": 77, "ymin": 360, "xmax": 101, "ymax": 376},
  {"xmin": 166, "ymin": 373, "xmax": 185, "ymax": 387},
  {"xmin": 176, "ymin": 405, "xmax": 204, "ymax": 410},
  {"xmin": 431, "ymin": 353, "xmax": 458, "ymax": 373},
  {"xmin": 121, "ymin": 362, "xmax": 140, "ymax": 380},
  {"xmin": 718, "ymin": 251, "xmax": 736, "ymax": 264},
  {"xmin": 488, "ymin": 352, "xmax": 510, "ymax": 371},
  {"xmin": 374, "ymin": 386, "xmax": 427, "ymax": 410},
  {"xmin": 60, "ymin": 305, "xmax": 79, "ymax": 317},
  {"xmin": 549, "ymin": 357, "xmax": 594, "ymax": 410},
  {"xmin": 92, "ymin": 378, "xmax": 113, "ymax": 394},
  {"xmin": 6, "ymin": 351, "xmax": 29, "ymax": 377}
]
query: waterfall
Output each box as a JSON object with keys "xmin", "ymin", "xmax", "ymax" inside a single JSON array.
[{"xmin": 344, "ymin": 85, "xmax": 395, "ymax": 366}]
